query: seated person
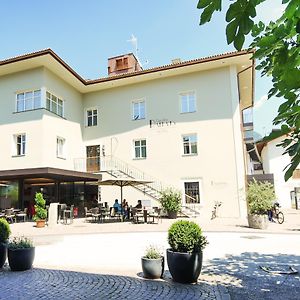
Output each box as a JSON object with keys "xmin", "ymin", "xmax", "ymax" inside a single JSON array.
[
  {"xmin": 135, "ymin": 200, "xmax": 143, "ymax": 209},
  {"xmin": 113, "ymin": 199, "xmax": 121, "ymax": 213}
]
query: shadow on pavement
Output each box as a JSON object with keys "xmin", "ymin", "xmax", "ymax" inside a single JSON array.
[
  {"xmin": 203, "ymin": 252, "xmax": 300, "ymax": 300},
  {"xmin": 0, "ymin": 266, "xmax": 218, "ymax": 300}
]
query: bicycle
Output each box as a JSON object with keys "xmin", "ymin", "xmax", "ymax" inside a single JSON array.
[
  {"xmin": 271, "ymin": 202, "xmax": 284, "ymax": 224},
  {"xmin": 211, "ymin": 201, "xmax": 222, "ymax": 220}
]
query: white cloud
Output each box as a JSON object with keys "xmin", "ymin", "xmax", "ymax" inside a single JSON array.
[{"xmin": 254, "ymin": 94, "xmax": 268, "ymax": 110}]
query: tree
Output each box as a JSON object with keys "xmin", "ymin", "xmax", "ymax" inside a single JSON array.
[{"xmin": 197, "ymin": 0, "xmax": 300, "ymax": 181}]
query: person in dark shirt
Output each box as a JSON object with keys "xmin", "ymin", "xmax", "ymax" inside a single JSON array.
[{"xmin": 135, "ymin": 200, "xmax": 142, "ymax": 209}]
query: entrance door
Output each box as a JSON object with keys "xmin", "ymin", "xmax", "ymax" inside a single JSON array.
[
  {"xmin": 86, "ymin": 145, "xmax": 100, "ymax": 172},
  {"xmin": 184, "ymin": 182, "xmax": 200, "ymax": 204}
]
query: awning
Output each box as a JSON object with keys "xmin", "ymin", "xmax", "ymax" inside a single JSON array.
[{"xmin": 0, "ymin": 167, "xmax": 102, "ymax": 183}]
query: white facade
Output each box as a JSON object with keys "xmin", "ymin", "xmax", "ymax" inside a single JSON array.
[
  {"xmin": 0, "ymin": 49, "xmax": 254, "ymax": 218},
  {"xmin": 260, "ymin": 136, "xmax": 300, "ymax": 208}
]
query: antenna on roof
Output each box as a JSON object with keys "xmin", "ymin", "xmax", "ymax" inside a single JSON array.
[{"xmin": 127, "ymin": 34, "xmax": 138, "ymax": 57}]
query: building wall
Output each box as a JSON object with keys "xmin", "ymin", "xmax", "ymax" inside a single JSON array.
[
  {"xmin": 0, "ymin": 68, "xmax": 84, "ymax": 171},
  {"xmin": 261, "ymin": 137, "xmax": 300, "ymax": 208},
  {"xmin": 82, "ymin": 66, "xmax": 246, "ymax": 217}
]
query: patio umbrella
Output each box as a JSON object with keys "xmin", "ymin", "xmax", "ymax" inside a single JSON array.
[{"xmin": 97, "ymin": 178, "xmax": 152, "ymax": 203}]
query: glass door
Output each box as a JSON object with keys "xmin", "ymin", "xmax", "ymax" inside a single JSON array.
[{"xmin": 86, "ymin": 145, "xmax": 100, "ymax": 172}]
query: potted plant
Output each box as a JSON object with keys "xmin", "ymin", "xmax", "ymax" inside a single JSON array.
[
  {"xmin": 8, "ymin": 236, "xmax": 35, "ymax": 271},
  {"xmin": 141, "ymin": 245, "xmax": 164, "ymax": 279},
  {"xmin": 33, "ymin": 192, "xmax": 47, "ymax": 228},
  {"xmin": 0, "ymin": 218, "xmax": 11, "ymax": 268},
  {"xmin": 159, "ymin": 188, "xmax": 181, "ymax": 219},
  {"xmin": 166, "ymin": 220, "xmax": 208, "ymax": 283},
  {"xmin": 247, "ymin": 179, "xmax": 275, "ymax": 229}
]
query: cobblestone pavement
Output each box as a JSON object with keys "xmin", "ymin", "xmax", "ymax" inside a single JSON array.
[{"xmin": 0, "ymin": 267, "xmax": 222, "ymax": 300}]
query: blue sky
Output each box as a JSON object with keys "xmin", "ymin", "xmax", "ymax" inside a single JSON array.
[{"xmin": 0, "ymin": 0, "xmax": 283, "ymax": 136}]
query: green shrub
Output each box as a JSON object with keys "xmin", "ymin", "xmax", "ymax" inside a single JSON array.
[
  {"xmin": 247, "ymin": 180, "xmax": 275, "ymax": 215},
  {"xmin": 159, "ymin": 188, "xmax": 181, "ymax": 213},
  {"xmin": 143, "ymin": 245, "xmax": 162, "ymax": 259},
  {"xmin": 33, "ymin": 192, "xmax": 47, "ymax": 221},
  {"xmin": 168, "ymin": 220, "xmax": 208, "ymax": 253},
  {"xmin": 8, "ymin": 236, "xmax": 33, "ymax": 249},
  {"xmin": 0, "ymin": 218, "xmax": 11, "ymax": 243}
]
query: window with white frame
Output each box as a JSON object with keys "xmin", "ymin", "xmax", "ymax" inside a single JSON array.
[
  {"xmin": 182, "ymin": 134, "xmax": 197, "ymax": 155},
  {"xmin": 46, "ymin": 91, "xmax": 64, "ymax": 117},
  {"xmin": 56, "ymin": 137, "xmax": 66, "ymax": 158},
  {"xmin": 13, "ymin": 134, "xmax": 26, "ymax": 156},
  {"xmin": 86, "ymin": 108, "xmax": 98, "ymax": 126},
  {"xmin": 134, "ymin": 139, "xmax": 147, "ymax": 159},
  {"xmin": 16, "ymin": 90, "xmax": 41, "ymax": 112},
  {"xmin": 132, "ymin": 100, "xmax": 145, "ymax": 120},
  {"xmin": 180, "ymin": 91, "xmax": 196, "ymax": 113}
]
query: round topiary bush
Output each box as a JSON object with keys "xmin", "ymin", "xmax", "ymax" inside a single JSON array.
[
  {"xmin": 33, "ymin": 192, "xmax": 47, "ymax": 221},
  {"xmin": 168, "ymin": 220, "xmax": 208, "ymax": 253},
  {"xmin": 0, "ymin": 218, "xmax": 11, "ymax": 243}
]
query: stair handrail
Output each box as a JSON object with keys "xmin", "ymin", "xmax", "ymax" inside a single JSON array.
[{"xmin": 100, "ymin": 155, "xmax": 165, "ymax": 193}]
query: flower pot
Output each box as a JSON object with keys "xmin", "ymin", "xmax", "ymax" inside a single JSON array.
[
  {"xmin": 8, "ymin": 247, "xmax": 35, "ymax": 271},
  {"xmin": 167, "ymin": 211, "xmax": 177, "ymax": 219},
  {"xmin": 141, "ymin": 256, "xmax": 164, "ymax": 279},
  {"xmin": 166, "ymin": 248, "xmax": 203, "ymax": 283},
  {"xmin": 0, "ymin": 242, "xmax": 7, "ymax": 268},
  {"xmin": 36, "ymin": 220, "xmax": 46, "ymax": 228},
  {"xmin": 248, "ymin": 214, "xmax": 268, "ymax": 229}
]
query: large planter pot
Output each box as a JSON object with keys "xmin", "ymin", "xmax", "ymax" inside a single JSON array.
[
  {"xmin": 0, "ymin": 242, "xmax": 7, "ymax": 268},
  {"xmin": 141, "ymin": 256, "xmax": 164, "ymax": 279},
  {"xmin": 36, "ymin": 220, "xmax": 46, "ymax": 228},
  {"xmin": 167, "ymin": 211, "xmax": 177, "ymax": 219},
  {"xmin": 248, "ymin": 214, "xmax": 269, "ymax": 229},
  {"xmin": 8, "ymin": 247, "xmax": 35, "ymax": 271},
  {"xmin": 166, "ymin": 249, "xmax": 203, "ymax": 283}
]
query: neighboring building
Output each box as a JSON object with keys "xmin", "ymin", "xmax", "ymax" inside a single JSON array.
[
  {"xmin": 256, "ymin": 131, "xmax": 300, "ymax": 209},
  {"xmin": 0, "ymin": 49, "xmax": 254, "ymax": 218}
]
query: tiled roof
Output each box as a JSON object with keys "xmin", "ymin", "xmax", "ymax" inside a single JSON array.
[{"xmin": 0, "ymin": 48, "xmax": 254, "ymax": 85}]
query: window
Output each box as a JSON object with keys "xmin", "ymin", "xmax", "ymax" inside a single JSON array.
[
  {"xmin": 56, "ymin": 137, "xmax": 66, "ymax": 158},
  {"xmin": 184, "ymin": 182, "xmax": 200, "ymax": 203},
  {"xmin": 180, "ymin": 91, "xmax": 196, "ymax": 113},
  {"xmin": 116, "ymin": 57, "xmax": 129, "ymax": 70},
  {"xmin": 132, "ymin": 100, "xmax": 145, "ymax": 120},
  {"xmin": 16, "ymin": 90, "xmax": 41, "ymax": 112},
  {"xmin": 182, "ymin": 134, "xmax": 197, "ymax": 155},
  {"xmin": 13, "ymin": 134, "xmax": 26, "ymax": 156},
  {"xmin": 86, "ymin": 109, "xmax": 98, "ymax": 126},
  {"xmin": 46, "ymin": 91, "xmax": 64, "ymax": 117},
  {"xmin": 134, "ymin": 139, "xmax": 147, "ymax": 159}
]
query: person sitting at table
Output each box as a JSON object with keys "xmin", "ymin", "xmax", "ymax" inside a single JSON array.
[
  {"xmin": 135, "ymin": 200, "xmax": 143, "ymax": 209},
  {"xmin": 113, "ymin": 199, "xmax": 121, "ymax": 213},
  {"xmin": 122, "ymin": 199, "xmax": 130, "ymax": 219}
]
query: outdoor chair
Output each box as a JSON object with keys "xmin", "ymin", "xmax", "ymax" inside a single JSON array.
[
  {"xmin": 15, "ymin": 208, "xmax": 27, "ymax": 222},
  {"xmin": 99, "ymin": 208, "xmax": 110, "ymax": 223},
  {"xmin": 90, "ymin": 207, "xmax": 101, "ymax": 223},
  {"xmin": 63, "ymin": 205, "xmax": 74, "ymax": 225},
  {"xmin": 58, "ymin": 204, "xmax": 67, "ymax": 223},
  {"xmin": 147, "ymin": 207, "xmax": 162, "ymax": 224},
  {"xmin": 84, "ymin": 207, "xmax": 93, "ymax": 222},
  {"xmin": 5, "ymin": 208, "xmax": 16, "ymax": 223},
  {"xmin": 131, "ymin": 208, "xmax": 144, "ymax": 224},
  {"xmin": 110, "ymin": 207, "xmax": 122, "ymax": 222}
]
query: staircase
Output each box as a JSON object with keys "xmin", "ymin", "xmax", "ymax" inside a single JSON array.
[{"xmin": 74, "ymin": 155, "xmax": 200, "ymax": 218}]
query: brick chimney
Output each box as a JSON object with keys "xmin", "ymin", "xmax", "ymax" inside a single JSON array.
[{"xmin": 107, "ymin": 53, "xmax": 142, "ymax": 76}]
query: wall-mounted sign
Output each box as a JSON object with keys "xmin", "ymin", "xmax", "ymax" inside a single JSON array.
[{"xmin": 149, "ymin": 119, "xmax": 176, "ymax": 128}]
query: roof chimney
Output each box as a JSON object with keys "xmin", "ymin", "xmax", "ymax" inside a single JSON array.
[{"xmin": 107, "ymin": 53, "xmax": 142, "ymax": 76}]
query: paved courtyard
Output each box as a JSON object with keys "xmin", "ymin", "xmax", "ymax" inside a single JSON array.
[
  {"xmin": 0, "ymin": 267, "xmax": 221, "ymax": 300},
  {"xmin": 1, "ymin": 210, "xmax": 300, "ymax": 299}
]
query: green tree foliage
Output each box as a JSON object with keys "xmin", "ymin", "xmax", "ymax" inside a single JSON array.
[
  {"xmin": 198, "ymin": 0, "xmax": 300, "ymax": 181},
  {"xmin": 246, "ymin": 179, "xmax": 275, "ymax": 214},
  {"xmin": 159, "ymin": 188, "xmax": 182, "ymax": 213}
]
